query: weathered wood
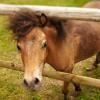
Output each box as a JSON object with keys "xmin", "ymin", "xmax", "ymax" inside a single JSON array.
[
  {"xmin": 0, "ymin": 4, "xmax": 100, "ymax": 21},
  {"xmin": 0, "ymin": 60, "xmax": 100, "ymax": 89}
]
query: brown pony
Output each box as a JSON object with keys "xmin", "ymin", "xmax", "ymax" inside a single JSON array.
[{"xmin": 8, "ymin": 1, "xmax": 100, "ymax": 99}]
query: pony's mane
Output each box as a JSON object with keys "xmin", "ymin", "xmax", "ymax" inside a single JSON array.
[{"xmin": 9, "ymin": 9, "xmax": 66, "ymax": 39}]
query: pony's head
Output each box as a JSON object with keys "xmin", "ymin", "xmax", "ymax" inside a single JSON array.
[
  {"xmin": 9, "ymin": 9, "xmax": 48, "ymax": 90},
  {"xmin": 8, "ymin": 9, "xmax": 65, "ymax": 91}
]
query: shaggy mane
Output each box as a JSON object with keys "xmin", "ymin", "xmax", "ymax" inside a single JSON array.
[
  {"xmin": 9, "ymin": 9, "xmax": 47, "ymax": 38},
  {"xmin": 8, "ymin": 9, "xmax": 66, "ymax": 39}
]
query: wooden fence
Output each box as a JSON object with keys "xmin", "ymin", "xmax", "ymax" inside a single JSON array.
[
  {"xmin": 0, "ymin": 4, "xmax": 100, "ymax": 21},
  {"xmin": 0, "ymin": 60, "xmax": 100, "ymax": 89},
  {"xmin": 0, "ymin": 4, "xmax": 100, "ymax": 89}
]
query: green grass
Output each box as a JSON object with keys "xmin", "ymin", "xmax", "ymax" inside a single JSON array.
[
  {"xmin": 0, "ymin": 0, "xmax": 90, "ymax": 6},
  {"xmin": 1, "ymin": 0, "xmax": 100, "ymax": 100},
  {"xmin": 76, "ymin": 58, "xmax": 100, "ymax": 100}
]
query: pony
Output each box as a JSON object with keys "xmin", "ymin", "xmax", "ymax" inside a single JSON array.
[{"xmin": 8, "ymin": 1, "xmax": 100, "ymax": 99}]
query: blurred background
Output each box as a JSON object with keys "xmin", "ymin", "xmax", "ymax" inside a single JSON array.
[
  {"xmin": 0, "ymin": 0, "xmax": 90, "ymax": 6},
  {"xmin": 0, "ymin": 0, "xmax": 100, "ymax": 100}
]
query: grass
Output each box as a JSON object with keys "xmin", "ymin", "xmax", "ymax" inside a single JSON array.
[
  {"xmin": 0, "ymin": 0, "xmax": 100, "ymax": 100},
  {"xmin": 0, "ymin": 0, "xmax": 90, "ymax": 6}
]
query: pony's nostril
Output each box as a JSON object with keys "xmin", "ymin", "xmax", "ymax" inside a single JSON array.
[
  {"xmin": 34, "ymin": 78, "xmax": 40, "ymax": 84},
  {"xmin": 24, "ymin": 79, "xmax": 28, "ymax": 87}
]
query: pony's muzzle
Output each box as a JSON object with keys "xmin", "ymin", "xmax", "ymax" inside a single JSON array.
[{"xmin": 23, "ymin": 77, "xmax": 41, "ymax": 91}]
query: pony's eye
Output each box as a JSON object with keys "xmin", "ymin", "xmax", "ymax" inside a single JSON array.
[
  {"xmin": 42, "ymin": 42, "xmax": 47, "ymax": 48},
  {"xmin": 17, "ymin": 45, "xmax": 21, "ymax": 51}
]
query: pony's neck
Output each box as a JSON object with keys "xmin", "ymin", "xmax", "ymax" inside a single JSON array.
[{"xmin": 43, "ymin": 26, "xmax": 66, "ymax": 71}]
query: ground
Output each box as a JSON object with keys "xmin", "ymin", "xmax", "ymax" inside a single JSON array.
[{"xmin": 0, "ymin": 0, "xmax": 100, "ymax": 100}]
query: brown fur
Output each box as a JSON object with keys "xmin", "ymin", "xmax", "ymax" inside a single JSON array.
[
  {"xmin": 8, "ymin": 1, "xmax": 100, "ymax": 99},
  {"xmin": 9, "ymin": 1, "xmax": 100, "ymax": 70}
]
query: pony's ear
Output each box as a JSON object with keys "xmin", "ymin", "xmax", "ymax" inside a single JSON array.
[{"xmin": 40, "ymin": 13, "xmax": 48, "ymax": 27}]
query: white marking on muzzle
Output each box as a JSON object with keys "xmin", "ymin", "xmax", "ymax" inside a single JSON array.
[
  {"xmin": 33, "ymin": 66, "xmax": 42, "ymax": 81},
  {"xmin": 24, "ymin": 65, "xmax": 43, "ymax": 82}
]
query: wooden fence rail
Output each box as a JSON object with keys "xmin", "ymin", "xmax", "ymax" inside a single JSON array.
[
  {"xmin": 0, "ymin": 4, "xmax": 100, "ymax": 21},
  {"xmin": 0, "ymin": 60, "xmax": 100, "ymax": 89}
]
